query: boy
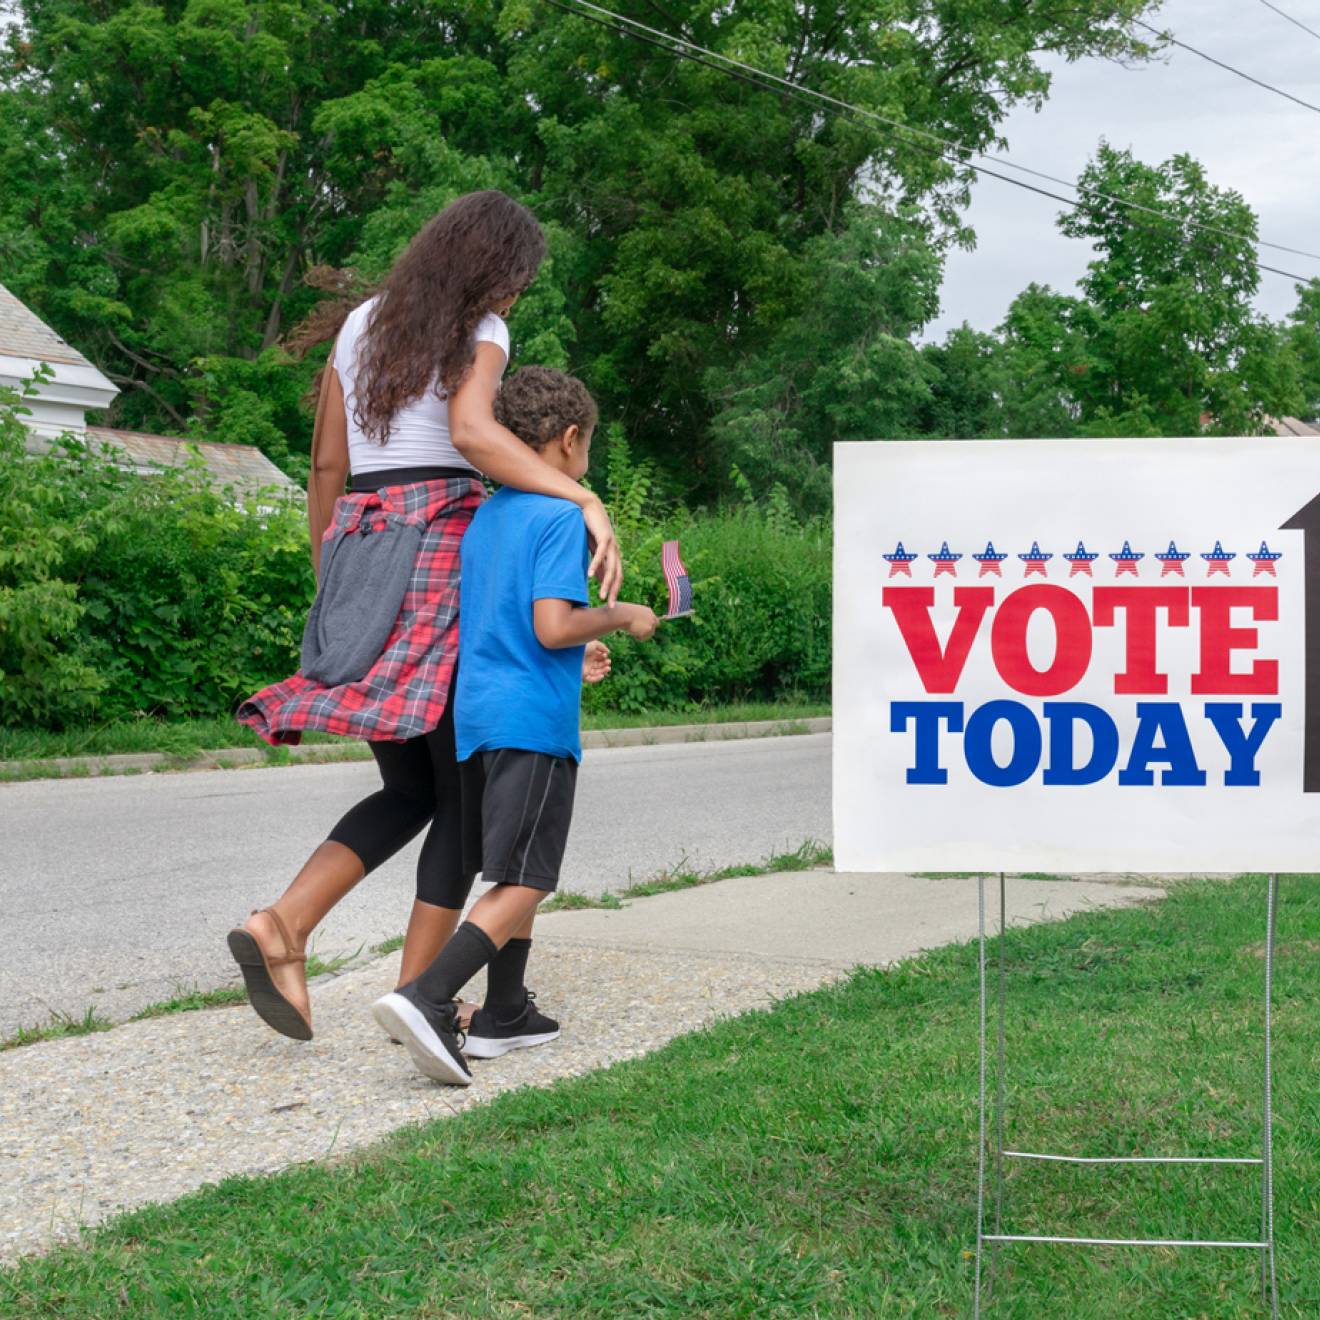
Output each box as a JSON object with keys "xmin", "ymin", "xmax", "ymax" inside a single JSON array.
[{"xmin": 373, "ymin": 367, "xmax": 658, "ymax": 1084}]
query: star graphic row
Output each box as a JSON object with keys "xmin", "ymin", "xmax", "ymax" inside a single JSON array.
[{"xmin": 884, "ymin": 539, "xmax": 1284, "ymax": 579}]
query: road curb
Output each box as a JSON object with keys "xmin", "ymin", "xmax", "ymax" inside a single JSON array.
[
  {"xmin": 0, "ymin": 717, "xmax": 832, "ymax": 781},
  {"xmin": 582, "ymin": 715, "xmax": 830, "ymax": 749}
]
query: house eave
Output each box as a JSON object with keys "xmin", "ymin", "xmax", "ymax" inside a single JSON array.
[{"xmin": 0, "ymin": 352, "xmax": 119, "ymax": 419}]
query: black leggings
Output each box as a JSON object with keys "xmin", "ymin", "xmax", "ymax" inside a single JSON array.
[{"xmin": 326, "ymin": 695, "xmax": 476, "ymax": 910}]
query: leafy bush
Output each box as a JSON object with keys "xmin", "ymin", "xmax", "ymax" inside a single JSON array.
[
  {"xmin": 70, "ymin": 453, "xmax": 313, "ymax": 722},
  {"xmin": 3, "ymin": 382, "xmax": 828, "ymax": 733},
  {"xmin": 0, "ymin": 378, "xmax": 106, "ymax": 724},
  {"xmin": 0, "ymin": 384, "xmax": 313, "ymax": 730},
  {"xmin": 189, "ymin": 349, "xmax": 315, "ymax": 482},
  {"xmin": 680, "ymin": 497, "xmax": 831, "ymax": 700},
  {"xmin": 585, "ymin": 434, "xmax": 831, "ymax": 715}
]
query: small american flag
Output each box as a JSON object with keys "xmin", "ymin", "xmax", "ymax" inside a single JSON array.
[{"xmin": 661, "ymin": 540, "xmax": 693, "ymax": 618}]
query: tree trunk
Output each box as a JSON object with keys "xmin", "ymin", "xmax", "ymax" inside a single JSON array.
[
  {"xmin": 261, "ymin": 243, "xmax": 304, "ymax": 350},
  {"xmin": 245, "ymin": 178, "xmax": 264, "ymax": 297}
]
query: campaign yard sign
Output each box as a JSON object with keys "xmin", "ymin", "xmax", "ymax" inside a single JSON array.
[{"xmin": 833, "ymin": 437, "xmax": 1320, "ymax": 873}]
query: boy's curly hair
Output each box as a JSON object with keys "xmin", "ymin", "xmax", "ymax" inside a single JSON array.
[{"xmin": 494, "ymin": 366, "xmax": 598, "ymax": 450}]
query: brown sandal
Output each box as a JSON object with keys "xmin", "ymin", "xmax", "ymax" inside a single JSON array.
[{"xmin": 226, "ymin": 908, "xmax": 313, "ymax": 1041}]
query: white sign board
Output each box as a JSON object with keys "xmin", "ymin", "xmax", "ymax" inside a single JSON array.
[{"xmin": 833, "ymin": 437, "xmax": 1320, "ymax": 873}]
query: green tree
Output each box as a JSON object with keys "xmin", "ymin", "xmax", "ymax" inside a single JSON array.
[
  {"xmin": 1287, "ymin": 281, "xmax": 1320, "ymax": 424},
  {"xmin": 917, "ymin": 324, "xmax": 1007, "ymax": 440},
  {"xmin": 1056, "ymin": 144, "xmax": 1299, "ymax": 435},
  {"xmin": 3, "ymin": 0, "xmax": 1163, "ymax": 488},
  {"xmin": 996, "ymin": 284, "xmax": 1099, "ymax": 437},
  {"xmin": 920, "ymin": 144, "xmax": 1304, "ymax": 441},
  {"xmin": 1, "ymin": 0, "xmax": 511, "ymax": 460},
  {"xmin": 704, "ymin": 203, "xmax": 941, "ymax": 510},
  {"xmin": 500, "ymin": 0, "xmax": 1161, "ymax": 494}
]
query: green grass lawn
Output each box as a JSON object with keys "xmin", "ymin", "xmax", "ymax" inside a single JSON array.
[
  {"xmin": 2, "ymin": 876, "xmax": 1315, "ymax": 1318},
  {"xmin": 0, "ymin": 702, "xmax": 830, "ymax": 766},
  {"xmin": 0, "ymin": 717, "xmax": 345, "ymax": 763}
]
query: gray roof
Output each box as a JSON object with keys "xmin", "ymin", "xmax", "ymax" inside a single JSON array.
[
  {"xmin": 85, "ymin": 428, "xmax": 300, "ymax": 494},
  {"xmin": 0, "ymin": 282, "xmax": 93, "ymax": 368},
  {"xmin": 25, "ymin": 425, "xmax": 300, "ymax": 497},
  {"xmin": 1268, "ymin": 416, "xmax": 1320, "ymax": 437}
]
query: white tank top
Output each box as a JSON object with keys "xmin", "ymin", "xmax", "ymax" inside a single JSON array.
[{"xmin": 333, "ymin": 295, "xmax": 510, "ymax": 474}]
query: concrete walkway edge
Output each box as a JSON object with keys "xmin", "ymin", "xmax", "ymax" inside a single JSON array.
[
  {"xmin": 0, "ymin": 716, "xmax": 833, "ymax": 780},
  {"xmin": 0, "ymin": 871, "xmax": 1163, "ymax": 1265}
]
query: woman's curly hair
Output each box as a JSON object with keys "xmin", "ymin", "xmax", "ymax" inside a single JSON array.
[
  {"xmin": 286, "ymin": 191, "xmax": 545, "ymax": 443},
  {"xmin": 494, "ymin": 366, "xmax": 599, "ymax": 450}
]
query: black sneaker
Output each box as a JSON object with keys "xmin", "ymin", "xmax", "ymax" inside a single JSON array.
[
  {"xmin": 464, "ymin": 990, "xmax": 560, "ymax": 1059},
  {"xmin": 372, "ymin": 988, "xmax": 473, "ymax": 1085},
  {"xmin": 386, "ymin": 999, "xmax": 466, "ymax": 1045}
]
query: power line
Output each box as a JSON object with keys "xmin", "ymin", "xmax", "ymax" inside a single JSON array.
[
  {"xmin": 552, "ymin": 0, "xmax": 1164, "ymax": 223},
  {"xmin": 551, "ymin": 0, "xmax": 1320, "ymax": 269},
  {"xmin": 1257, "ymin": 0, "xmax": 1320, "ymax": 44},
  {"xmin": 1134, "ymin": 18, "xmax": 1320, "ymax": 115},
  {"xmin": 544, "ymin": 0, "xmax": 1320, "ymax": 283}
]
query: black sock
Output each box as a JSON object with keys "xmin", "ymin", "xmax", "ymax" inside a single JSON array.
[
  {"xmin": 406, "ymin": 921, "xmax": 497, "ymax": 1013},
  {"xmin": 484, "ymin": 937, "xmax": 532, "ymax": 1017}
]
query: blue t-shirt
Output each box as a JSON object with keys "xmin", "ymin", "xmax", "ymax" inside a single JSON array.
[{"xmin": 455, "ymin": 489, "xmax": 589, "ymax": 762}]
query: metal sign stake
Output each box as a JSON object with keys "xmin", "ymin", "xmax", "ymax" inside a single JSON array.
[{"xmin": 971, "ymin": 874, "xmax": 1280, "ymax": 1318}]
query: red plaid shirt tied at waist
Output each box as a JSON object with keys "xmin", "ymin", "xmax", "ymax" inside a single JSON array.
[{"xmin": 237, "ymin": 475, "xmax": 484, "ymax": 745}]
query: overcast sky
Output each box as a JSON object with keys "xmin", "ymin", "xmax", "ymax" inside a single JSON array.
[{"xmin": 925, "ymin": 0, "xmax": 1320, "ymax": 341}]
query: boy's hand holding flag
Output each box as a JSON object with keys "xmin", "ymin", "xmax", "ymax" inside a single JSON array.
[{"xmin": 661, "ymin": 540, "xmax": 693, "ymax": 619}]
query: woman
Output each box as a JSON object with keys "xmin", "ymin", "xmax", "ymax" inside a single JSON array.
[{"xmin": 228, "ymin": 190, "xmax": 621, "ymax": 1041}]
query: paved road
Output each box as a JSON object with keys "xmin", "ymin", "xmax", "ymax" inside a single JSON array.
[{"xmin": 0, "ymin": 734, "xmax": 831, "ymax": 1035}]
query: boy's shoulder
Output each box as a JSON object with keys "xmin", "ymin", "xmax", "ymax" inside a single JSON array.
[
  {"xmin": 475, "ymin": 488, "xmax": 582, "ymax": 531},
  {"xmin": 498, "ymin": 487, "xmax": 579, "ymax": 513},
  {"xmin": 466, "ymin": 492, "xmax": 584, "ymax": 571}
]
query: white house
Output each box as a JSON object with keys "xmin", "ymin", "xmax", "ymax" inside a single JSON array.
[
  {"xmin": 0, "ymin": 281, "xmax": 117, "ymax": 437},
  {"xmin": 1, "ymin": 281, "xmax": 299, "ymax": 498}
]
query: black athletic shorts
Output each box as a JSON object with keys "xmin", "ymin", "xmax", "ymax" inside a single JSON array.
[{"xmin": 461, "ymin": 749, "xmax": 578, "ymax": 892}]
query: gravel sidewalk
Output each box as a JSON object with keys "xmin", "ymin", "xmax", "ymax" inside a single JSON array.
[
  {"xmin": 0, "ymin": 872, "xmax": 1164, "ymax": 1265},
  {"xmin": 0, "ymin": 940, "xmax": 838, "ymax": 1265}
]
